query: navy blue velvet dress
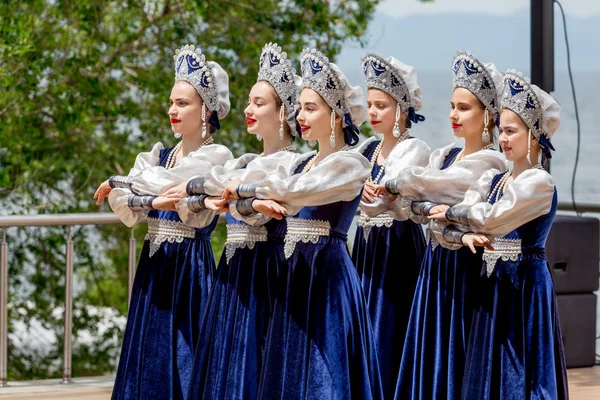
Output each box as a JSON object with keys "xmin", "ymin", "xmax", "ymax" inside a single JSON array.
[
  {"xmin": 187, "ymin": 213, "xmax": 287, "ymax": 400},
  {"xmin": 395, "ymin": 147, "xmax": 484, "ymax": 400},
  {"xmin": 461, "ymin": 173, "xmax": 568, "ymax": 399},
  {"xmin": 112, "ymin": 147, "xmax": 218, "ymax": 400},
  {"xmin": 351, "ymin": 139, "xmax": 426, "ymax": 399},
  {"xmin": 257, "ymin": 157, "xmax": 383, "ymax": 399}
]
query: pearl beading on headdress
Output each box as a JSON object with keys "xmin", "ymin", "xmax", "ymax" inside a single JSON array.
[
  {"xmin": 362, "ymin": 54, "xmax": 413, "ymax": 113},
  {"xmin": 174, "ymin": 44, "xmax": 219, "ymax": 111},
  {"xmin": 257, "ymin": 43, "xmax": 299, "ymax": 119},
  {"xmin": 501, "ymin": 69, "xmax": 545, "ymax": 140},
  {"xmin": 300, "ymin": 48, "xmax": 348, "ymax": 117},
  {"xmin": 452, "ymin": 52, "xmax": 500, "ymax": 117}
]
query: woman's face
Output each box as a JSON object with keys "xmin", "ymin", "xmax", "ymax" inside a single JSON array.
[
  {"xmin": 168, "ymin": 81, "xmax": 204, "ymax": 137},
  {"xmin": 367, "ymin": 88, "xmax": 398, "ymax": 135},
  {"xmin": 499, "ymin": 108, "xmax": 536, "ymax": 162},
  {"xmin": 244, "ymin": 81, "xmax": 281, "ymax": 138},
  {"xmin": 449, "ymin": 87, "xmax": 486, "ymax": 141},
  {"xmin": 296, "ymin": 88, "xmax": 334, "ymax": 142}
]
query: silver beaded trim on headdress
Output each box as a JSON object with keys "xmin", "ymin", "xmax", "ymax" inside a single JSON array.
[
  {"xmin": 174, "ymin": 45, "xmax": 218, "ymax": 111},
  {"xmin": 257, "ymin": 43, "xmax": 298, "ymax": 117},
  {"xmin": 361, "ymin": 54, "xmax": 413, "ymax": 112},
  {"xmin": 300, "ymin": 48, "xmax": 348, "ymax": 117},
  {"xmin": 452, "ymin": 52, "xmax": 500, "ymax": 116},
  {"xmin": 501, "ymin": 69, "xmax": 545, "ymax": 139}
]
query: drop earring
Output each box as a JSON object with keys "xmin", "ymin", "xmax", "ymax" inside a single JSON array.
[
  {"xmin": 329, "ymin": 110, "xmax": 336, "ymax": 148},
  {"xmin": 393, "ymin": 103, "xmax": 401, "ymax": 138}
]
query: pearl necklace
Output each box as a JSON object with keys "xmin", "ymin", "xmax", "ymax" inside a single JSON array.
[
  {"xmin": 259, "ymin": 145, "xmax": 296, "ymax": 157},
  {"xmin": 165, "ymin": 136, "xmax": 214, "ymax": 170},
  {"xmin": 486, "ymin": 163, "xmax": 543, "ymax": 203},
  {"xmin": 455, "ymin": 142, "xmax": 494, "ymax": 162},
  {"xmin": 302, "ymin": 144, "xmax": 351, "ymax": 173},
  {"xmin": 367, "ymin": 130, "xmax": 411, "ymax": 183}
]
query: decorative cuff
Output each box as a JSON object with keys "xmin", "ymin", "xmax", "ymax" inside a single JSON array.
[
  {"xmin": 109, "ymin": 175, "xmax": 133, "ymax": 189},
  {"xmin": 442, "ymin": 225, "xmax": 466, "ymax": 245},
  {"xmin": 236, "ymin": 198, "xmax": 257, "ymax": 216},
  {"xmin": 446, "ymin": 207, "xmax": 470, "ymax": 225},
  {"xmin": 128, "ymin": 195, "xmax": 157, "ymax": 211},
  {"xmin": 186, "ymin": 177, "xmax": 206, "ymax": 195},
  {"xmin": 236, "ymin": 184, "xmax": 257, "ymax": 198},
  {"xmin": 188, "ymin": 195, "xmax": 209, "ymax": 213},
  {"xmin": 411, "ymin": 201, "xmax": 437, "ymax": 216},
  {"xmin": 384, "ymin": 180, "xmax": 400, "ymax": 195}
]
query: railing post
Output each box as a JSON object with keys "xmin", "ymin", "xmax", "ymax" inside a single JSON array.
[
  {"xmin": 0, "ymin": 228, "xmax": 8, "ymax": 387},
  {"xmin": 128, "ymin": 227, "xmax": 136, "ymax": 307},
  {"xmin": 62, "ymin": 226, "xmax": 73, "ymax": 384}
]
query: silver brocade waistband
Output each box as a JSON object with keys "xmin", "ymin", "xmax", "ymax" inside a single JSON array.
[
  {"xmin": 482, "ymin": 237, "xmax": 522, "ymax": 277},
  {"xmin": 284, "ymin": 217, "xmax": 331, "ymax": 259},
  {"xmin": 224, "ymin": 224, "xmax": 268, "ymax": 264},
  {"xmin": 145, "ymin": 217, "xmax": 197, "ymax": 257},
  {"xmin": 357, "ymin": 210, "xmax": 394, "ymax": 242}
]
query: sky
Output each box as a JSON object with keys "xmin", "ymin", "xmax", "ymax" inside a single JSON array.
[{"xmin": 377, "ymin": 0, "xmax": 600, "ymax": 18}]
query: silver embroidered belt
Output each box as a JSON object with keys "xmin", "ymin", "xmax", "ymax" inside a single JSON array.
[
  {"xmin": 145, "ymin": 217, "xmax": 197, "ymax": 257},
  {"xmin": 284, "ymin": 217, "xmax": 332, "ymax": 259},
  {"xmin": 224, "ymin": 224, "xmax": 268, "ymax": 264},
  {"xmin": 482, "ymin": 238, "xmax": 522, "ymax": 277},
  {"xmin": 357, "ymin": 210, "xmax": 394, "ymax": 242}
]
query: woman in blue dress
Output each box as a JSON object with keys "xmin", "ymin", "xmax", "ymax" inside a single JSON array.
[
  {"xmin": 158, "ymin": 42, "xmax": 303, "ymax": 400},
  {"xmin": 351, "ymin": 54, "xmax": 431, "ymax": 399},
  {"xmin": 375, "ymin": 52, "xmax": 507, "ymax": 400},
  {"xmin": 95, "ymin": 45, "xmax": 232, "ymax": 400},
  {"xmin": 225, "ymin": 48, "xmax": 383, "ymax": 399},
  {"xmin": 430, "ymin": 70, "xmax": 568, "ymax": 399}
]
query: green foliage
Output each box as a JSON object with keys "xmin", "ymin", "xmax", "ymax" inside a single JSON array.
[{"xmin": 0, "ymin": 0, "xmax": 384, "ymax": 379}]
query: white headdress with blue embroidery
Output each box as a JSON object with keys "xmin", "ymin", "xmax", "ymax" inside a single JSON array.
[
  {"xmin": 362, "ymin": 53, "xmax": 425, "ymax": 123},
  {"xmin": 257, "ymin": 43, "xmax": 300, "ymax": 134},
  {"xmin": 174, "ymin": 45, "xmax": 230, "ymax": 130},
  {"xmin": 501, "ymin": 69, "xmax": 560, "ymax": 160},
  {"xmin": 300, "ymin": 48, "xmax": 366, "ymax": 145},
  {"xmin": 452, "ymin": 51, "xmax": 503, "ymax": 118}
]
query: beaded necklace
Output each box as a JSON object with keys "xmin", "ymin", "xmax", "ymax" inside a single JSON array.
[
  {"xmin": 367, "ymin": 130, "xmax": 411, "ymax": 183},
  {"xmin": 259, "ymin": 145, "xmax": 296, "ymax": 157},
  {"xmin": 486, "ymin": 163, "xmax": 543, "ymax": 203},
  {"xmin": 455, "ymin": 142, "xmax": 494, "ymax": 163},
  {"xmin": 302, "ymin": 144, "xmax": 351, "ymax": 173},
  {"xmin": 165, "ymin": 136, "xmax": 214, "ymax": 170}
]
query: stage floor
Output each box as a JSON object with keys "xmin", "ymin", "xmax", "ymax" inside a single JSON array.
[{"xmin": 0, "ymin": 367, "xmax": 599, "ymax": 399}]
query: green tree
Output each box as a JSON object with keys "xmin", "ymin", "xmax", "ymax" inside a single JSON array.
[{"xmin": 0, "ymin": 0, "xmax": 387, "ymax": 379}]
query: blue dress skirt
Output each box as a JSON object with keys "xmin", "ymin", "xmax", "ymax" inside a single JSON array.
[
  {"xmin": 395, "ymin": 147, "xmax": 483, "ymax": 400},
  {"xmin": 112, "ymin": 148, "xmax": 218, "ymax": 400},
  {"xmin": 351, "ymin": 139, "xmax": 426, "ymax": 399},
  {"xmin": 257, "ymin": 157, "xmax": 383, "ymax": 399},
  {"xmin": 187, "ymin": 213, "xmax": 287, "ymax": 400},
  {"xmin": 461, "ymin": 174, "xmax": 568, "ymax": 399}
]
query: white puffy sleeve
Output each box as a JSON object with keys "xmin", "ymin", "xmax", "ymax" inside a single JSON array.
[
  {"xmin": 129, "ymin": 144, "xmax": 233, "ymax": 195},
  {"xmin": 360, "ymin": 138, "xmax": 432, "ymax": 220},
  {"xmin": 389, "ymin": 148, "xmax": 507, "ymax": 206},
  {"xmin": 457, "ymin": 169, "xmax": 555, "ymax": 236},
  {"xmin": 201, "ymin": 153, "xmax": 259, "ymax": 196},
  {"xmin": 107, "ymin": 143, "xmax": 163, "ymax": 227},
  {"xmin": 175, "ymin": 198, "xmax": 219, "ymax": 228},
  {"xmin": 430, "ymin": 169, "xmax": 497, "ymax": 249},
  {"xmin": 250, "ymin": 151, "xmax": 370, "ymax": 216}
]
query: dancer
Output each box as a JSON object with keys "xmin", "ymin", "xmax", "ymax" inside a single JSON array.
[
  {"xmin": 430, "ymin": 70, "xmax": 568, "ymax": 399},
  {"xmin": 352, "ymin": 53, "xmax": 431, "ymax": 399},
  {"xmin": 96, "ymin": 45, "xmax": 232, "ymax": 400},
  {"xmin": 226, "ymin": 48, "xmax": 383, "ymax": 399}
]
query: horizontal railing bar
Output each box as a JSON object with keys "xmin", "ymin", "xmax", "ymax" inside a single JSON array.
[
  {"xmin": 0, "ymin": 213, "xmax": 120, "ymax": 228},
  {"xmin": 557, "ymin": 202, "xmax": 600, "ymax": 214}
]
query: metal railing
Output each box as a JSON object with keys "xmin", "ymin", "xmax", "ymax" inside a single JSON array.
[
  {"xmin": 0, "ymin": 202, "xmax": 598, "ymax": 388},
  {"xmin": 0, "ymin": 213, "xmax": 135, "ymax": 387}
]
